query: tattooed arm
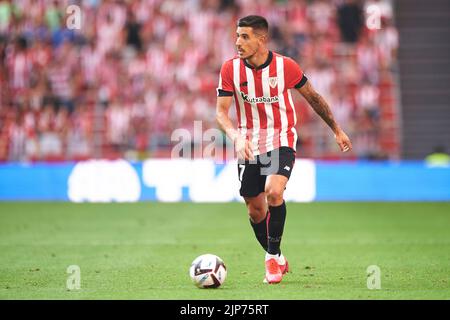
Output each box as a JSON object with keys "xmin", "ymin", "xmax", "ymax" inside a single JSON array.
[{"xmin": 297, "ymin": 80, "xmax": 352, "ymax": 153}]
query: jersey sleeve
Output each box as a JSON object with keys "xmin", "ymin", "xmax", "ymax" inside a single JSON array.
[
  {"xmin": 216, "ymin": 61, "xmax": 234, "ymax": 97},
  {"xmin": 284, "ymin": 58, "xmax": 308, "ymax": 89}
]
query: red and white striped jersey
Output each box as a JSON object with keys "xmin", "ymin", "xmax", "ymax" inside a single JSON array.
[{"xmin": 217, "ymin": 51, "xmax": 307, "ymax": 155}]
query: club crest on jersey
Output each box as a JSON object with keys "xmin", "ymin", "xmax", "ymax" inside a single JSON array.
[{"xmin": 269, "ymin": 77, "xmax": 278, "ymax": 88}]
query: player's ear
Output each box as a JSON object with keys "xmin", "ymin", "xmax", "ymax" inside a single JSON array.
[
  {"xmin": 262, "ymin": 35, "xmax": 268, "ymax": 44},
  {"xmin": 259, "ymin": 32, "xmax": 268, "ymax": 44},
  {"xmin": 253, "ymin": 29, "xmax": 267, "ymax": 44}
]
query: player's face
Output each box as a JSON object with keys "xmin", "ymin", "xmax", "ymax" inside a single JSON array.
[{"xmin": 235, "ymin": 27, "xmax": 264, "ymax": 59}]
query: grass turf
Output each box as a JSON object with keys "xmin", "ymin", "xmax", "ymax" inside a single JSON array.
[{"xmin": 0, "ymin": 202, "xmax": 449, "ymax": 299}]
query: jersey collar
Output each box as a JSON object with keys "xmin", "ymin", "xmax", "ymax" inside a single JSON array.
[{"xmin": 243, "ymin": 51, "xmax": 273, "ymax": 70}]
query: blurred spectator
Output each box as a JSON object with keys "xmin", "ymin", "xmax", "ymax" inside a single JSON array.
[
  {"xmin": 374, "ymin": 18, "xmax": 398, "ymax": 69},
  {"xmin": 0, "ymin": 0, "xmax": 12, "ymax": 34},
  {"xmin": 286, "ymin": 0, "xmax": 308, "ymax": 48},
  {"xmin": 7, "ymin": 36, "xmax": 32, "ymax": 94},
  {"xmin": 66, "ymin": 105, "xmax": 91, "ymax": 159},
  {"xmin": 337, "ymin": 0, "xmax": 364, "ymax": 43},
  {"xmin": 8, "ymin": 112, "xmax": 26, "ymax": 161},
  {"xmin": 307, "ymin": 59, "xmax": 335, "ymax": 103},
  {"xmin": 332, "ymin": 85, "xmax": 354, "ymax": 127},
  {"xmin": 107, "ymin": 98, "xmax": 130, "ymax": 152},
  {"xmin": 307, "ymin": 0, "xmax": 335, "ymax": 36},
  {"xmin": 357, "ymin": 81, "xmax": 380, "ymax": 121},
  {"xmin": 357, "ymin": 34, "xmax": 381, "ymax": 83}
]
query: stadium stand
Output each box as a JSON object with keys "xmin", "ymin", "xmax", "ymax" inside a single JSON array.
[
  {"xmin": 395, "ymin": 0, "xmax": 450, "ymax": 159},
  {"xmin": 0, "ymin": 0, "xmax": 400, "ymax": 162}
]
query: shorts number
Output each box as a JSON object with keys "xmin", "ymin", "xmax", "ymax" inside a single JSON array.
[{"xmin": 238, "ymin": 164, "xmax": 245, "ymax": 182}]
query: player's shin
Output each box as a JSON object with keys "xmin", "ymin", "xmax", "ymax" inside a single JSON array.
[
  {"xmin": 267, "ymin": 201, "xmax": 287, "ymax": 255},
  {"xmin": 249, "ymin": 212, "xmax": 268, "ymax": 251}
]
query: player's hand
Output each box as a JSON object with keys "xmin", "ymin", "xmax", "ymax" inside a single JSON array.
[
  {"xmin": 334, "ymin": 129, "xmax": 352, "ymax": 153},
  {"xmin": 234, "ymin": 136, "xmax": 255, "ymax": 161}
]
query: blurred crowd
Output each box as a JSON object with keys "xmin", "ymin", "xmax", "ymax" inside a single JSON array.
[{"xmin": 0, "ymin": 0, "xmax": 399, "ymax": 161}]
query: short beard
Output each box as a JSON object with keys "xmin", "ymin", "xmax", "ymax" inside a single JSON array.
[{"xmin": 244, "ymin": 46, "xmax": 259, "ymax": 61}]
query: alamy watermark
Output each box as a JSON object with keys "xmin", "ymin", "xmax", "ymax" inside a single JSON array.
[
  {"xmin": 66, "ymin": 5, "xmax": 81, "ymax": 30},
  {"xmin": 66, "ymin": 265, "xmax": 81, "ymax": 290},
  {"xmin": 171, "ymin": 121, "xmax": 280, "ymax": 176},
  {"xmin": 366, "ymin": 265, "xmax": 381, "ymax": 290},
  {"xmin": 365, "ymin": 4, "xmax": 382, "ymax": 30}
]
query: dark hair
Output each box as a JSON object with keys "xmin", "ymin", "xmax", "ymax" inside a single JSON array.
[{"xmin": 237, "ymin": 15, "xmax": 269, "ymax": 33}]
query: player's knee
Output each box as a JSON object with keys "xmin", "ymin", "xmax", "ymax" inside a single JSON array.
[
  {"xmin": 247, "ymin": 204, "xmax": 266, "ymax": 224},
  {"xmin": 265, "ymin": 187, "xmax": 284, "ymax": 206},
  {"xmin": 248, "ymin": 211, "xmax": 266, "ymax": 224}
]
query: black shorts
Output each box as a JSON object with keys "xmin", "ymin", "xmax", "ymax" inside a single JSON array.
[{"xmin": 237, "ymin": 147, "xmax": 296, "ymax": 198}]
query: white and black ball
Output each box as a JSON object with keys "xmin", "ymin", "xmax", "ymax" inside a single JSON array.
[{"xmin": 189, "ymin": 254, "xmax": 227, "ymax": 288}]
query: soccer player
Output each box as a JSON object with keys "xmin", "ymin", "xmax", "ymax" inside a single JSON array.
[{"xmin": 216, "ymin": 15, "xmax": 352, "ymax": 284}]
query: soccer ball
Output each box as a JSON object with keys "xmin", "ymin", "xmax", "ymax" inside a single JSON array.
[{"xmin": 189, "ymin": 254, "xmax": 227, "ymax": 288}]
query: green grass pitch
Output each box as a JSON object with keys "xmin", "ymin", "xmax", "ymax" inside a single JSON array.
[{"xmin": 0, "ymin": 202, "xmax": 449, "ymax": 299}]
